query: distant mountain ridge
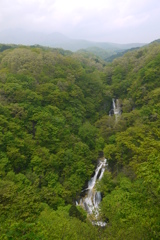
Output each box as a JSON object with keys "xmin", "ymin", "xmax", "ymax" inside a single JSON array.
[
  {"xmin": 0, "ymin": 29, "xmax": 146, "ymax": 52},
  {"xmin": 150, "ymin": 39, "xmax": 160, "ymax": 44}
]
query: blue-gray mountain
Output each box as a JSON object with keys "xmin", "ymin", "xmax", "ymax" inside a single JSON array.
[{"xmin": 0, "ymin": 29, "xmax": 145, "ymax": 52}]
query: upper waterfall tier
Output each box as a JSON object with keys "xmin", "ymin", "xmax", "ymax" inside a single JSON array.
[
  {"xmin": 113, "ymin": 98, "xmax": 121, "ymax": 115},
  {"xmin": 109, "ymin": 98, "xmax": 121, "ymax": 122}
]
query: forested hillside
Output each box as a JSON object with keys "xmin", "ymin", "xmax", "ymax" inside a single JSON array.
[{"xmin": 0, "ymin": 42, "xmax": 160, "ymax": 239}]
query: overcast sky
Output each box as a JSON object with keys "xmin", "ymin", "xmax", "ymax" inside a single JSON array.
[{"xmin": 1, "ymin": 0, "xmax": 160, "ymax": 43}]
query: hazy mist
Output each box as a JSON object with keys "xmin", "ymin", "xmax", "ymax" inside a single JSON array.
[{"xmin": 1, "ymin": 0, "xmax": 160, "ymax": 44}]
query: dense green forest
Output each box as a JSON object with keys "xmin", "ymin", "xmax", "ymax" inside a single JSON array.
[{"xmin": 0, "ymin": 42, "xmax": 160, "ymax": 239}]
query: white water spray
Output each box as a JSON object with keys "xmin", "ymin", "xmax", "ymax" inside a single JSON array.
[
  {"xmin": 112, "ymin": 98, "xmax": 121, "ymax": 122},
  {"xmin": 78, "ymin": 158, "xmax": 107, "ymax": 226}
]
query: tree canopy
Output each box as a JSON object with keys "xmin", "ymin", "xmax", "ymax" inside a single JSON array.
[{"xmin": 0, "ymin": 42, "xmax": 160, "ymax": 239}]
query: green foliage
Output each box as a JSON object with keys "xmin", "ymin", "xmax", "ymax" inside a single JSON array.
[
  {"xmin": 100, "ymin": 171, "xmax": 160, "ymax": 240},
  {"xmin": 0, "ymin": 44, "xmax": 109, "ymax": 239},
  {"xmin": 95, "ymin": 42, "xmax": 160, "ymax": 239},
  {"xmin": 69, "ymin": 205, "xmax": 87, "ymax": 222},
  {"xmin": 0, "ymin": 42, "xmax": 160, "ymax": 239},
  {"xmin": 78, "ymin": 122, "xmax": 98, "ymax": 149}
]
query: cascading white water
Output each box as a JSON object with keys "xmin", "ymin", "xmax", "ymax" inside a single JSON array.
[
  {"xmin": 112, "ymin": 98, "xmax": 121, "ymax": 122},
  {"xmin": 78, "ymin": 158, "xmax": 107, "ymax": 226},
  {"xmin": 77, "ymin": 99, "xmax": 121, "ymax": 226}
]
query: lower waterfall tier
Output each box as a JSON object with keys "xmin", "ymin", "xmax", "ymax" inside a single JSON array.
[{"xmin": 77, "ymin": 158, "xmax": 107, "ymax": 226}]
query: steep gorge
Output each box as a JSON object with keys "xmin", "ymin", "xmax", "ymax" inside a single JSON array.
[{"xmin": 0, "ymin": 42, "xmax": 160, "ymax": 239}]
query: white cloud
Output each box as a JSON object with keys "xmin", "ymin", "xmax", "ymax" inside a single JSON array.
[{"xmin": 0, "ymin": 0, "xmax": 160, "ymax": 42}]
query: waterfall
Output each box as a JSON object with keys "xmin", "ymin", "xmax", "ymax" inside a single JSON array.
[
  {"xmin": 113, "ymin": 98, "xmax": 121, "ymax": 115},
  {"xmin": 110, "ymin": 98, "xmax": 121, "ymax": 122},
  {"xmin": 77, "ymin": 158, "xmax": 107, "ymax": 227}
]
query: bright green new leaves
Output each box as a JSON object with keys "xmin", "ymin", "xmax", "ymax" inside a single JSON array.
[{"xmin": 1, "ymin": 42, "xmax": 160, "ymax": 239}]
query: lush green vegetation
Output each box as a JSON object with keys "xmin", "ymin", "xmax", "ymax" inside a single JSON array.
[
  {"xmin": 77, "ymin": 47, "xmax": 116, "ymax": 60},
  {"xmin": 97, "ymin": 42, "xmax": 160, "ymax": 239},
  {"xmin": 0, "ymin": 42, "xmax": 160, "ymax": 239}
]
